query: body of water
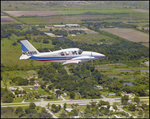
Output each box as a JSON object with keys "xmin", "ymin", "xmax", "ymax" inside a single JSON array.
[
  {"xmin": 107, "ymin": 74, "xmax": 118, "ymax": 77},
  {"xmin": 140, "ymin": 69, "xmax": 149, "ymax": 71},
  {"xmin": 116, "ymin": 70, "xmax": 133, "ymax": 72},
  {"xmin": 123, "ymin": 82, "xmax": 134, "ymax": 87}
]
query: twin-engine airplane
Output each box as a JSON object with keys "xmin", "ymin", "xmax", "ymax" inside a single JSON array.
[{"xmin": 19, "ymin": 40, "xmax": 105, "ymax": 65}]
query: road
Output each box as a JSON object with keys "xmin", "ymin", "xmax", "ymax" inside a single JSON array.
[{"xmin": 2, "ymin": 97, "xmax": 120, "ymax": 106}]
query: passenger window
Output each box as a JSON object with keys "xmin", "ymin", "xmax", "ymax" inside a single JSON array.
[{"xmin": 60, "ymin": 52, "xmax": 65, "ymax": 56}]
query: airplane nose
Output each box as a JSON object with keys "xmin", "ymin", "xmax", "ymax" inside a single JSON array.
[{"xmin": 102, "ymin": 54, "xmax": 105, "ymax": 57}]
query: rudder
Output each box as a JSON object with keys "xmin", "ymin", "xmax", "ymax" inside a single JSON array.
[{"xmin": 20, "ymin": 40, "xmax": 39, "ymax": 55}]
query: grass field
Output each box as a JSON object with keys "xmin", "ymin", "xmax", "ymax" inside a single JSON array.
[
  {"xmin": 1, "ymin": 36, "xmax": 54, "ymax": 67},
  {"xmin": 1, "ymin": 70, "xmax": 37, "ymax": 80},
  {"xmin": 22, "ymin": 86, "xmax": 50, "ymax": 95},
  {"xmin": 1, "ymin": 16, "xmax": 18, "ymax": 22},
  {"xmin": 66, "ymin": 33, "xmax": 119, "ymax": 45},
  {"xmin": 18, "ymin": 17, "xmax": 47, "ymax": 24},
  {"xmin": 13, "ymin": 98, "xmax": 24, "ymax": 103},
  {"xmin": 101, "ymin": 28, "xmax": 149, "ymax": 42},
  {"xmin": 54, "ymin": 9, "xmax": 139, "ymax": 15}
]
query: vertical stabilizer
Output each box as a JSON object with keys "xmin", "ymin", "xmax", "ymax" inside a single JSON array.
[{"xmin": 20, "ymin": 40, "xmax": 39, "ymax": 55}]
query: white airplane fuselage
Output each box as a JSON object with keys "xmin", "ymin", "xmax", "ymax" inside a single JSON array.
[{"xmin": 19, "ymin": 40, "xmax": 105, "ymax": 65}]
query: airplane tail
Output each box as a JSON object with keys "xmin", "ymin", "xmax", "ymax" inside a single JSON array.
[{"xmin": 20, "ymin": 40, "xmax": 39, "ymax": 60}]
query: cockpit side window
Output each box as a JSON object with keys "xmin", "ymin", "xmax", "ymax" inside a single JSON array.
[
  {"xmin": 60, "ymin": 52, "xmax": 65, "ymax": 56},
  {"xmin": 72, "ymin": 51, "xmax": 77, "ymax": 55},
  {"xmin": 78, "ymin": 49, "xmax": 83, "ymax": 54}
]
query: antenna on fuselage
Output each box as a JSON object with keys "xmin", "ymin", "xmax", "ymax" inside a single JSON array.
[
  {"xmin": 49, "ymin": 49, "xmax": 51, "ymax": 52},
  {"xmin": 60, "ymin": 47, "xmax": 63, "ymax": 50}
]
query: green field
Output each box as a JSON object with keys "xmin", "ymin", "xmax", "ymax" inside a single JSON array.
[
  {"xmin": 22, "ymin": 86, "xmax": 50, "ymax": 95},
  {"xmin": 18, "ymin": 17, "xmax": 47, "ymax": 24},
  {"xmin": 54, "ymin": 9, "xmax": 139, "ymax": 15},
  {"xmin": 66, "ymin": 33, "xmax": 119, "ymax": 45},
  {"xmin": 1, "ymin": 36, "xmax": 54, "ymax": 67}
]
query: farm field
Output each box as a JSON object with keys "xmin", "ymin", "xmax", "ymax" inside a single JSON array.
[
  {"xmin": 54, "ymin": 9, "xmax": 139, "ymax": 15},
  {"xmin": 131, "ymin": 9, "xmax": 149, "ymax": 13},
  {"xmin": 101, "ymin": 28, "xmax": 149, "ymax": 42},
  {"xmin": 17, "ymin": 17, "xmax": 47, "ymax": 24},
  {"xmin": 1, "ymin": 70, "xmax": 38, "ymax": 81},
  {"xmin": 1, "ymin": 16, "xmax": 18, "ymax": 22},
  {"xmin": 66, "ymin": 33, "xmax": 119, "ymax": 44},
  {"xmin": 41, "ymin": 14, "xmax": 113, "ymax": 24},
  {"xmin": 95, "ymin": 63, "xmax": 149, "ymax": 81},
  {"xmin": 3, "ymin": 11, "xmax": 59, "ymax": 17}
]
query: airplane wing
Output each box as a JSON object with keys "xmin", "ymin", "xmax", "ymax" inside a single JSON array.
[
  {"xmin": 20, "ymin": 55, "xmax": 31, "ymax": 60},
  {"xmin": 62, "ymin": 60, "xmax": 81, "ymax": 65}
]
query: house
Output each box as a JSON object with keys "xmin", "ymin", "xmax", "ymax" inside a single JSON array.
[
  {"xmin": 53, "ymin": 25, "xmax": 65, "ymax": 28},
  {"xmin": 54, "ymin": 89, "xmax": 59, "ymax": 92},
  {"xmin": 114, "ymin": 115, "xmax": 121, "ymax": 118},
  {"xmin": 65, "ymin": 108, "xmax": 73, "ymax": 112},
  {"xmin": 101, "ymin": 105, "xmax": 107, "ymax": 108},
  {"xmin": 96, "ymin": 85, "xmax": 103, "ymax": 89},
  {"xmin": 74, "ymin": 116, "xmax": 80, "ymax": 118},
  {"xmin": 136, "ymin": 107, "xmax": 143, "ymax": 111},
  {"xmin": 63, "ymin": 93, "xmax": 67, "ymax": 97},
  {"xmin": 11, "ymin": 91, "xmax": 15, "ymax": 95},
  {"xmin": 34, "ymin": 80, "xmax": 39, "ymax": 85},
  {"xmin": 40, "ymin": 95, "xmax": 51, "ymax": 98},
  {"xmin": 71, "ymin": 34, "xmax": 76, "ymax": 36},
  {"xmin": 109, "ymin": 106, "xmax": 115, "ymax": 112},
  {"xmin": 8, "ymin": 87, "xmax": 17, "ymax": 91},
  {"xmin": 77, "ymin": 92, "xmax": 80, "ymax": 95},
  {"xmin": 108, "ymin": 94, "xmax": 116, "ymax": 96},
  {"xmin": 18, "ymin": 94, "xmax": 24, "ymax": 97},
  {"xmin": 78, "ymin": 104, "xmax": 87, "ymax": 107},
  {"xmin": 33, "ymin": 86, "xmax": 38, "ymax": 90},
  {"xmin": 66, "ymin": 24, "xmax": 80, "ymax": 27}
]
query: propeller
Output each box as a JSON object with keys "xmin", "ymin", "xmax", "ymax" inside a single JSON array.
[{"xmin": 91, "ymin": 51, "xmax": 93, "ymax": 66}]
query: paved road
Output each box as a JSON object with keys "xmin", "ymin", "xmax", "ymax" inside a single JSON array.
[
  {"xmin": 117, "ymin": 105, "xmax": 132, "ymax": 117},
  {"xmin": 45, "ymin": 107, "xmax": 57, "ymax": 118}
]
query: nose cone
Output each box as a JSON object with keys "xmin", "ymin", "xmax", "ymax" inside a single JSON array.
[{"xmin": 92, "ymin": 52, "xmax": 105, "ymax": 58}]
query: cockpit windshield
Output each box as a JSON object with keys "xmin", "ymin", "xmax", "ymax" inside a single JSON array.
[{"xmin": 78, "ymin": 49, "xmax": 83, "ymax": 54}]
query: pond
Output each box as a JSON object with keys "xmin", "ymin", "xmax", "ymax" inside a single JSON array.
[
  {"xmin": 140, "ymin": 69, "xmax": 149, "ymax": 72},
  {"xmin": 116, "ymin": 70, "xmax": 133, "ymax": 72},
  {"xmin": 107, "ymin": 74, "xmax": 119, "ymax": 77},
  {"xmin": 123, "ymin": 82, "xmax": 134, "ymax": 87},
  {"xmin": 56, "ymin": 37, "xmax": 71, "ymax": 41}
]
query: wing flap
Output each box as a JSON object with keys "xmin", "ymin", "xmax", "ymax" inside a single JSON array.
[
  {"xmin": 20, "ymin": 55, "xmax": 31, "ymax": 60},
  {"xmin": 62, "ymin": 60, "xmax": 81, "ymax": 65}
]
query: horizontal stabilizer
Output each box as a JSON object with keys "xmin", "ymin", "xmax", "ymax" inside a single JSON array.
[
  {"xmin": 20, "ymin": 55, "xmax": 31, "ymax": 60},
  {"xmin": 62, "ymin": 60, "xmax": 81, "ymax": 65}
]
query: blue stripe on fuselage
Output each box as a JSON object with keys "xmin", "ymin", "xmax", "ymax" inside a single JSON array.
[{"xmin": 30, "ymin": 55, "xmax": 101, "ymax": 60}]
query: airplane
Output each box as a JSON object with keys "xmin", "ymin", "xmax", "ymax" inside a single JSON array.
[{"xmin": 19, "ymin": 40, "xmax": 105, "ymax": 65}]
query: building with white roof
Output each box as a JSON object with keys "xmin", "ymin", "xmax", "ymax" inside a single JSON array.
[{"xmin": 66, "ymin": 24, "xmax": 80, "ymax": 27}]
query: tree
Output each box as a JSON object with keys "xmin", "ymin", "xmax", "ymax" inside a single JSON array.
[
  {"xmin": 29, "ymin": 102, "xmax": 36, "ymax": 109},
  {"xmin": 64, "ymin": 103, "xmax": 67, "ymax": 110},
  {"xmin": 48, "ymin": 85, "xmax": 53, "ymax": 90},
  {"xmin": 15, "ymin": 107, "xmax": 24, "ymax": 115},
  {"xmin": 47, "ymin": 103, "xmax": 50, "ymax": 109},
  {"xmin": 30, "ymin": 78, "xmax": 35, "ymax": 85},
  {"xmin": 129, "ymin": 103, "xmax": 135, "ymax": 111},
  {"xmin": 134, "ymin": 96, "xmax": 140, "ymax": 104},
  {"xmin": 51, "ymin": 104, "xmax": 59, "ymax": 113},
  {"xmin": 70, "ymin": 91, "xmax": 75, "ymax": 99},
  {"xmin": 113, "ymin": 104, "xmax": 117, "ymax": 111},
  {"xmin": 56, "ymin": 90, "xmax": 62, "ymax": 97},
  {"xmin": 138, "ymin": 110, "xmax": 143, "ymax": 116},
  {"xmin": 121, "ymin": 95, "xmax": 129, "ymax": 105},
  {"xmin": 41, "ymin": 107, "xmax": 47, "ymax": 114},
  {"xmin": 59, "ymin": 110, "xmax": 68, "ymax": 118},
  {"xmin": 40, "ymin": 83, "xmax": 46, "ymax": 89}
]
